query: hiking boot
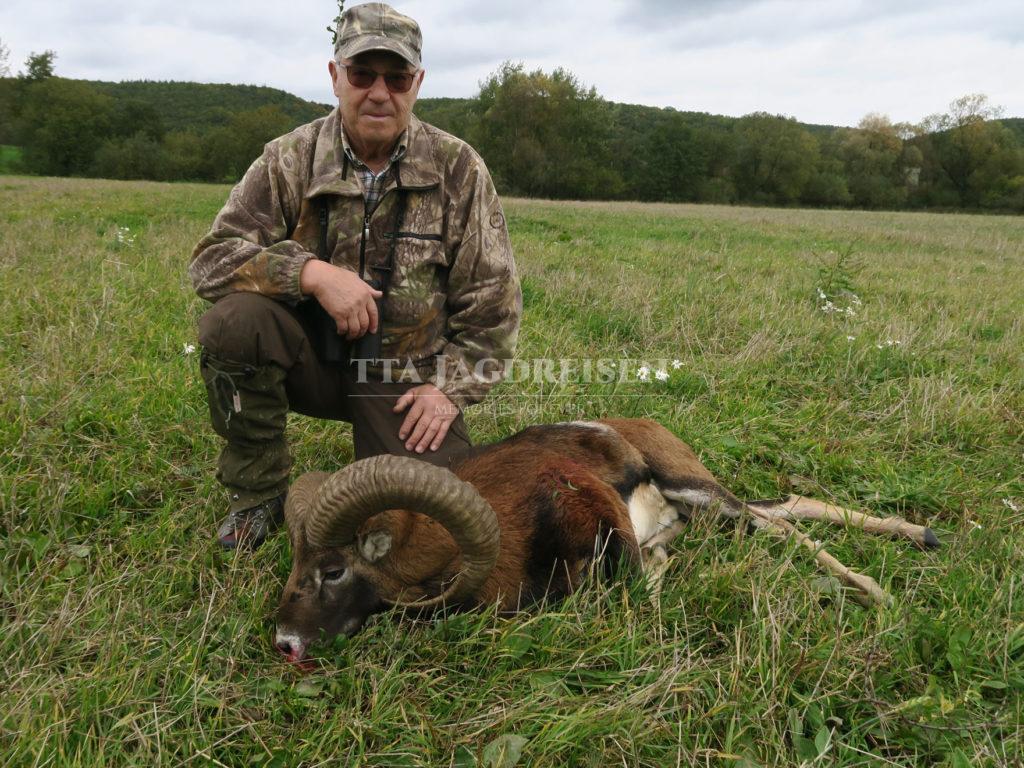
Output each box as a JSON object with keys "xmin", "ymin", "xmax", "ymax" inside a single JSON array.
[{"xmin": 216, "ymin": 492, "xmax": 286, "ymax": 550}]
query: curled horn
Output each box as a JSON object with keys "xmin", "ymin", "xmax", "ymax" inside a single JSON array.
[
  {"xmin": 302, "ymin": 455, "xmax": 500, "ymax": 609},
  {"xmin": 284, "ymin": 471, "xmax": 330, "ymax": 543}
]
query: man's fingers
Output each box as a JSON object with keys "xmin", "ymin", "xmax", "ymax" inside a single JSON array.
[
  {"xmin": 404, "ymin": 411, "xmax": 431, "ymax": 452},
  {"xmin": 415, "ymin": 417, "xmax": 452, "ymax": 453},
  {"xmin": 393, "ymin": 390, "xmax": 415, "ymax": 414},
  {"xmin": 344, "ymin": 311, "xmax": 362, "ymax": 340},
  {"xmin": 366, "ymin": 296, "xmax": 379, "ymax": 334},
  {"xmin": 399, "ymin": 397, "xmax": 425, "ymax": 439},
  {"xmin": 429, "ymin": 419, "xmax": 451, "ymax": 452},
  {"xmin": 395, "ymin": 386, "xmax": 459, "ymax": 448},
  {"xmin": 399, "ymin": 410, "xmax": 418, "ymax": 441},
  {"xmin": 335, "ymin": 317, "xmax": 349, "ymax": 337},
  {"xmin": 354, "ymin": 305, "xmax": 370, "ymax": 338},
  {"xmin": 414, "ymin": 418, "xmax": 443, "ymax": 454}
]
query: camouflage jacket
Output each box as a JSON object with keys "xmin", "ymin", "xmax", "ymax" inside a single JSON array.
[{"xmin": 190, "ymin": 111, "xmax": 521, "ymax": 409}]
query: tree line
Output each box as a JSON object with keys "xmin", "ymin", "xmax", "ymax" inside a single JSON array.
[
  {"xmin": 1, "ymin": 48, "xmax": 1022, "ymax": 212},
  {"xmin": 431, "ymin": 63, "xmax": 1023, "ymax": 212},
  {"xmin": 0, "ymin": 51, "xmax": 330, "ymax": 183}
]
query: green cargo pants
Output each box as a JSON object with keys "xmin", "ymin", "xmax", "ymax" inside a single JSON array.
[{"xmin": 198, "ymin": 292, "xmax": 472, "ymax": 513}]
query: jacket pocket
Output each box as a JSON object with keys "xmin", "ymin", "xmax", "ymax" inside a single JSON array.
[
  {"xmin": 385, "ymin": 235, "xmax": 447, "ymax": 325},
  {"xmin": 391, "ymin": 235, "xmax": 448, "ymax": 277}
]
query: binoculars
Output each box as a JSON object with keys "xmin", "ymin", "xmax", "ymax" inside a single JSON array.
[{"xmin": 305, "ymin": 277, "xmax": 383, "ymax": 365}]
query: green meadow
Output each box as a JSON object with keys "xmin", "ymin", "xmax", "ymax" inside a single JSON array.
[{"xmin": 1, "ymin": 176, "xmax": 1022, "ymax": 766}]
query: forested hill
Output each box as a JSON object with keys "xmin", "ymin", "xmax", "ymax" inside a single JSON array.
[
  {"xmin": 30, "ymin": 80, "xmax": 1016, "ymax": 147},
  {"xmin": 69, "ymin": 81, "xmax": 839, "ymax": 143},
  {"xmin": 22, "ymin": 76, "xmax": 1010, "ymax": 148},
  {"xmin": 88, "ymin": 80, "xmax": 333, "ymax": 133},
  {"xmin": 1001, "ymin": 117, "xmax": 1024, "ymax": 144},
  {"xmin": 2, "ymin": 69, "xmax": 1022, "ymax": 211},
  {"xmin": 418, "ymin": 96, "xmax": 843, "ymax": 138}
]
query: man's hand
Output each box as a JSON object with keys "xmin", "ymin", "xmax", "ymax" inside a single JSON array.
[
  {"xmin": 393, "ymin": 384, "xmax": 459, "ymax": 453},
  {"xmin": 300, "ymin": 260, "xmax": 383, "ymax": 340}
]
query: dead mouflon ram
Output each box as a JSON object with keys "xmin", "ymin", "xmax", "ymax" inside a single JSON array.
[{"xmin": 274, "ymin": 418, "xmax": 937, "ymax": 663}]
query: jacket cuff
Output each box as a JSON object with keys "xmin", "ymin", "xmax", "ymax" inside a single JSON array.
[{"xmin": 284, "ymin": 252, "xmax": 317, "ymax": 304}]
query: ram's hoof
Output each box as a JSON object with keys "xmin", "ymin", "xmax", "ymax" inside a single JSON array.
[{"xmin": 922, "ymin": 527, "xmax": 941, "ymax": 549}]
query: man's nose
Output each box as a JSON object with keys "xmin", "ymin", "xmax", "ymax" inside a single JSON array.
[{"xmin": 367, "ymin": 75, "xmax": 390, "ymax": 101}]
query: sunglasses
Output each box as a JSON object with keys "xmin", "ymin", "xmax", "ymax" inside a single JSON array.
[{"xmin": 338, "ymin": 63, "xmax": 418, "ymax": 94}]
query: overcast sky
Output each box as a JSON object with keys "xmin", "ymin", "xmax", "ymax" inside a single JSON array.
[{"xmin": 1, "ymin": 0, "xmax": 1021, "ymax": 126}]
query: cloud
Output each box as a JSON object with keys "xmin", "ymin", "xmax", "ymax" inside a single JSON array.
[
  {"xmin": 1, "ymin": 0, "xmax": 1021, "ymax": 125},
  {"xmin": 617, "ymin": 0, "xmax": 1013, "ymax": 49},
  {"xmin": 621, "ymin": 0, "xmax": 768, "ymax": 25}
]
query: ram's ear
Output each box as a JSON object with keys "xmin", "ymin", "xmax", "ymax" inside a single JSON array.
[{"xmin": 358, "ymin": 530, "xmax": 392, "ymax": 563}]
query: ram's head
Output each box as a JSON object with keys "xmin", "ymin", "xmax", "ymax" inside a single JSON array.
[{"xmin": 273, "ymin": 456, "xmax": 500, "ymax": 664}]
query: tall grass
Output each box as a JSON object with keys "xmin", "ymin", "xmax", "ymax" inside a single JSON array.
[{"xmin": 1, "ymin": 177, "xmax": 1022, "ymax": 766}]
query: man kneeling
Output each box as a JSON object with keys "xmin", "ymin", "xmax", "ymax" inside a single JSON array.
[{"xmin": 189, "ymin": 2, "xmax": 521, "ymax": 549}]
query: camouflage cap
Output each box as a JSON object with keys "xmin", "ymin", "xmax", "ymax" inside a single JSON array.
[{"xmin": 334, "ymin": 3, "xmax": 422, "ymax": 69}]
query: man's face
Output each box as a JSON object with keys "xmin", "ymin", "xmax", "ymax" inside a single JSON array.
[{"xmin": 329, "ymin": 51, "xmax": 424, "ymax": 151}]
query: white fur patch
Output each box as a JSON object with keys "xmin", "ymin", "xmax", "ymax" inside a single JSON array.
[
  {"xmin": 661, "ymin": 488, "xmax": 714, "ymax": 508},
  {"xmin": 275, "ymin": 631, "xmax": 303, "ymax": 650},
  {"xmin": 662, "ymin": 488, "xmax": 741, "ymax": 518},
  {"xmin": 359, "ymin": 530, "xmax": 392, "ymax": 563},
  {"xmin": 560, "ymin": 420, "xmax": 615, "ymax": 434},
  {"xmin": 628, "ymin": 482, "xmax": 680, "ymax": 546}
]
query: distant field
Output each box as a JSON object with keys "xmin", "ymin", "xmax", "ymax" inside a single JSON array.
[{"xmin": 1, "ymin": 176, "xmax": 1022, "ymax": 766}]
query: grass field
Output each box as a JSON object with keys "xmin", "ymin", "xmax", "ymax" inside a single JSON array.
[{"xmin": 1, "ymin": 176, "xmax": 1022, "ymax": 766}]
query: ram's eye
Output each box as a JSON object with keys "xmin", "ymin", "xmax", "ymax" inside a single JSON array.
[{"xmin": 322, "ymin": 568, "xmax": 347, "ymax": 582}]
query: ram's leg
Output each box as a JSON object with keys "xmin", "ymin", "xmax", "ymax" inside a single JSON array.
[
  {"xmin": 641, "ymin": 519, "xmax": 688, "ymax": 552},
  {"xmin": 747, "ymin": 495, "xmax": 940, "ymax": 550},
  {"xmin": 744, "ymin": 508, "xmax": 892, "ymax": 607},
  {"xmin": 638, "ymin": 544, "xmax": 666, "ymax": 598},
  {"xmin": 638, "ymin": 518, "xmax": 687, "ymax": 601},
  {"xmin": 658, "ymin": 488, "xmax": 893, "ymax": 607},
  {"xmin": 603, "ymin": 419, "xmax": 894, "ymax": 607}
]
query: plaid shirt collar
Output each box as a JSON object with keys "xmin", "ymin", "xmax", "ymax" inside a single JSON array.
[{"xmin": 341, "ymin": 126, "xmax": 408, "ymax": 213}]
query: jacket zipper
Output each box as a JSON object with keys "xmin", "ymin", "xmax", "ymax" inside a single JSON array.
[
  {"xmin": 383, "ymin": 231, "xmax": 443, "ymax": 241},
  {"xmin": 358, "ymin": 209, "xmax": 370, "ymax": 279},
  {"xmin": 357, "ymin": 182, "xmax": 439, "ymax": 279}
]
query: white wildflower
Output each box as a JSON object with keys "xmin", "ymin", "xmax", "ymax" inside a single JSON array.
[
  {"xmin": 671, "ymin": 359, "xmax": 683, "ymax": 369},
  {"xmin": 636, "ymin": 365, "xmax": 651, "ymax": 382},
  {"xmin": 846, "ymin": 335, "xmax": 856, "ymax": 341},
  {"xmin": 1003, "ymin": 499, "xmax": 1020, "ymax": 512},
  {"xmin": 183, "ymin": 343, "xmax": 196, "ymax": 355},
  {"xmin": 969, "ymin": 520, "xmax": 983, "ymax": 530},
  {"xmin": 114, "ymin": 226, "xmax": 136, "ymax": 246},
  {"xmin": 655, "ymin": 369, "xmax": 669, "ymax": 382},
  {"xmin": 817, "ymin": 287, "xmax": 860, "ymax": 318}
]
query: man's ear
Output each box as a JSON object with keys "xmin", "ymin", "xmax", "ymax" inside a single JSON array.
[
  {"xmin": 328, "ymin": 59, "xmax": 342, "ymax": 98},
  {"xmin": 359, "ymin": 530, "xmax": 392, "ymax": 563}
]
